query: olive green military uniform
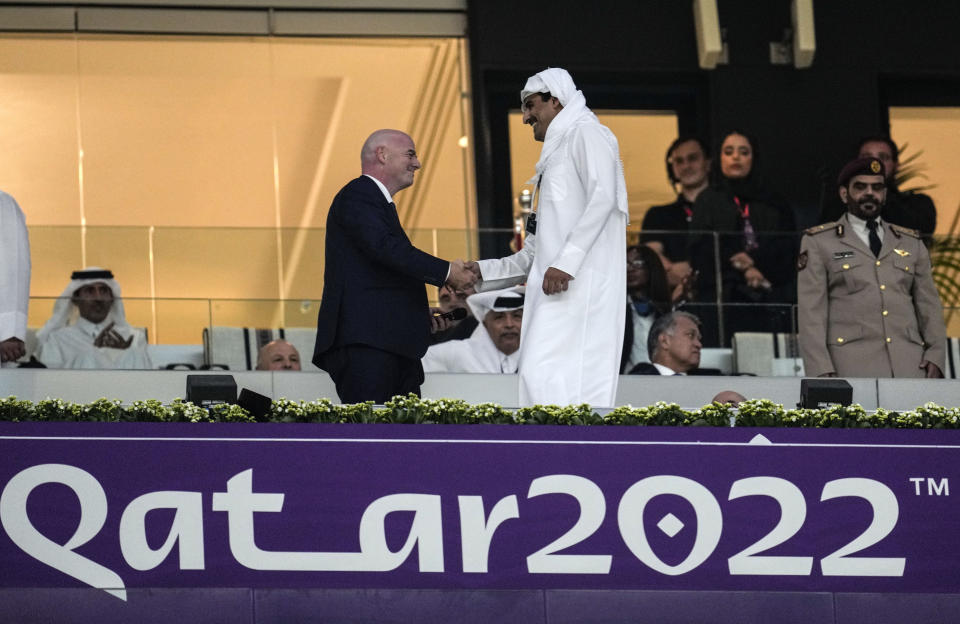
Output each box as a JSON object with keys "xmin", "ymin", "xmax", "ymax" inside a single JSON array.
[{"xmin": 797, "ymin": 214, "xmax": 945, "ymax": 377}]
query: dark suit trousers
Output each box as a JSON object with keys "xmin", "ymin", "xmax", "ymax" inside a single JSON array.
[{"xmin": 321, "ymin": 345, "xmax": 424, "ymax": 404}]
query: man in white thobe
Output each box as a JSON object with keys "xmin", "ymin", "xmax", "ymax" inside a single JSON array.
[
  {"xmin": 468, "ymin": 68, "xmax": 628, "ymax": 406},
  {"xmin": 36, "ymin": 268, "xmax": 152, "ymax": 369},
  {"xmin": 0, "ymin": 191, "xmax": 31, "ymax": 366},
  {"xmin": 422, "ymin": 286, "xmax": 524, "ymax": 374}
]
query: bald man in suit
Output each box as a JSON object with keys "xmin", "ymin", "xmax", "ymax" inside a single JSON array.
[{"xmin": 313, "ymin": 129, "xmax": 475, "ymax": 403}]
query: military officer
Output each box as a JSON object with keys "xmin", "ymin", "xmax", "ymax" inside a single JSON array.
[{"xmin": 797, "ymin": 157, "xmax": 945, "ymax": 378}]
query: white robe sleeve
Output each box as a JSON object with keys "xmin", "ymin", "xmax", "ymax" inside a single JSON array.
[
  {"xmin": 475, "ymin": 234, "xmax": 536, "ymax": 292},
  {"xmin": 35, "ymin": 331, "xmax": 68, "ymax": 369},
  {"xmin": 549, "ymin": 125, "xmax": 620, "ymax": 278},
  {"xmin": 0, "ymin": 192, "xmax": 31, "ymax": 342}
]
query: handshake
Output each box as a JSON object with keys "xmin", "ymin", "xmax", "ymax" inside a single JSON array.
[{"xmin": 446, "ymin": 259, "xmax": 481, "ymax": 294}]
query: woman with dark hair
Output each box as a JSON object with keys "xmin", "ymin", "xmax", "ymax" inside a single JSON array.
[
  {"xmin": 688, "ymin": 130, "xmax": 796, "ymax": 345},
  {"xmin": 620, "ymin": 245, "xmax": 675, "ymax": 373}
]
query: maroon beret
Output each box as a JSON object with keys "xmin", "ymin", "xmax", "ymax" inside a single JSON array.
[{"xmin": 837, "ymin": 157, "xmax": 885, "ymax": 187}]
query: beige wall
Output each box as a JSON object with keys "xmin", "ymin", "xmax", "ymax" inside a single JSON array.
[
  {"xmin": 0, "ymin": 33, "xmax": 476, "ymax": 342},
  {"xmin": 890, "ymin": 107, "xmax": 960, "ymax": 235},
  {"xmin": 891, "ymin": 107, "xmax": 960, "ymax": 336},
  {"xmin": 508, "ymin": 109, "xmax": 679, "ymax": 229}
]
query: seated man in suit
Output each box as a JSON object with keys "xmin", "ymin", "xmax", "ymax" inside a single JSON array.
[
  {"xmin": 256, "ymin": 339, "xmax": 301, "ymax": 371},
  {"xmin": 422, "ymin": 286, "xmax": 524, "ymax": 373},
  {"xmin": 630, "ymin": 311, "xmax": 702, "ymax": 375},
  {"xmin": 35, "ymin": 267, "xmax": 152, "ymax": 369}
]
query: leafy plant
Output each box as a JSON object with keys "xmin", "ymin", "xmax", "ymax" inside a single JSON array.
[
  {"xmin": 895, "ymin": 143, "xmax": 936, "ymax": 195},
  {"xmin": 1, "ymin": 394, "xmax": 959, "ymax": 428}
]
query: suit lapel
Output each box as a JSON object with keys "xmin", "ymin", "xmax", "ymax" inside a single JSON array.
[
  {"xmin": 361, "ymin": 175, "xmax": 408, "ymax": 238},
  {"xmin": 386, "ymin": 200, "xmax": 411, "ymax": 243}
]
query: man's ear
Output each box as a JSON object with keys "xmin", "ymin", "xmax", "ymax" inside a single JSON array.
[
  {"xmin": 838, "ymin": 186, "xmax": 849, "ymax": 205},
  {"xmin": 658, "ymin": 332, "xmax": 670, "ymax": 352}
]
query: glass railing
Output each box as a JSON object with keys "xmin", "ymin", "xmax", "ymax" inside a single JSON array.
[
  {"xmin": 15, "ymin": 224, "xmax": 960, "ymax": 372},
  {"xmin": 14, "ymin": 298, "xmax": 959, "ymax": 376},
  {"xmin": 29, "ymin": 224, "xmax": 957, "ymax": 310}
]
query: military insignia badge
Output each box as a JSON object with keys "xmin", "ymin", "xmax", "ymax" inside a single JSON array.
[
  {"xmin": 894, "ymin": 248, "xmax": 910, "ymax": 257},
  {"xmin": 832, "ymin": 251, "xmax": 854, "ymax": 259},
  {"xmin": 797, "ymin": 250, "xmax": 808, "ymax": 271},
  {"xmin": 870, "ymin": 159, "xmax": 882, "ymax": 174}
]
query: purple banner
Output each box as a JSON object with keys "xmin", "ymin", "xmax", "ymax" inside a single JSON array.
[{"xmin": 1, "ymin": 423, "xmax": 958, "ymax": 601}]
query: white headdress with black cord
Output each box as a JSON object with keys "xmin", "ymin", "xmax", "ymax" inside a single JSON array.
[{"xmin": 36, "ymin": 267, "xmax": 129, "ymax": 344}]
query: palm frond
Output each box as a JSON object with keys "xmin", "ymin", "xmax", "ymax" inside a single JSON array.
[{"xmin": 895, "ymin": 143, "xmax": 937, "ymax": 194}]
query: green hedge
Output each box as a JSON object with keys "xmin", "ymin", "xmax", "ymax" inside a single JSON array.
[{"xmin": 1, "ymin": 395, "xmax": 959, "ymax": 428}]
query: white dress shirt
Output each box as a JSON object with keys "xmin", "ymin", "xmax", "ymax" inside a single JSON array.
[
  {"xmin": 653, "ymin": 362, "xmax": 683, "ymax": 376},
  {"xmin": 846, "ymin": 212, "xmax": 884, "ymax": 250}
]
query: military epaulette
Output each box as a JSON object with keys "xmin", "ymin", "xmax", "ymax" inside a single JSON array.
[
  {"xmin": 889, "ymin": 223, "xmax": 920, "ymax": 238},
  {"xmin": 803, "ymin": 221, "xmax": 841, "ymax": 236}
]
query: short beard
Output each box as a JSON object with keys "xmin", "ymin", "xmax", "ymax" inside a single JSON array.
[{"xmin": 848, "ymin": 196, "xmax": 883, "ymax": 220}]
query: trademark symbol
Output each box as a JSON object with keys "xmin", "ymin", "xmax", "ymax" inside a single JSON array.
[{"xmin": 909, "ymin": 477, "xmax": 949, "ymax": 496}]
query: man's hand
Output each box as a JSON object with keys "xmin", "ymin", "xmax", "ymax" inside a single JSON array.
[
  {"xmin": 671, "ymin": 269, "xmax": 698, "ymax": 303},
  {"xmin": 743, "ymin": 267, "xmax": 771, "ymax": 290},
  {"xmin": 454, "ymin": 261, "xmax": 481, "ymax": 297},
  {"xmin": 464, "ymin": 261, "xmax": 482, "ymax": 283},
  {"xmin": 920, "ymin": 360, "xmax": 944, "ymax": 379},
  {"xmin": 542, "ymin": 267, "xmax": 573, "ymax": 295},
  {"xmin": 428, "ymin": 307, "xmax": 454, "ymax": 334},
  {"xmin": 446, "ymin": 259, "xmax": 477, "ymax": 293},
  {"xmin": 729, "ymin": 251, "xmax": 755, "ymax": 272},
  {"xmin": 0, "ymin": 337, "xmax": 25, "ymax": 363},
  {"xmin": 93, "ymin": 322, "xmax": 134, "ymax": 350},
  {"xmin": 665, "ymin": 259, "xmax": 692, "ymax": 289}
]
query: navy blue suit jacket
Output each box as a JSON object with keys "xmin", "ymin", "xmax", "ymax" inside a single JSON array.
[{"xmin": 312, "ymin": 176, "xmax": 449, "ymax": 366}]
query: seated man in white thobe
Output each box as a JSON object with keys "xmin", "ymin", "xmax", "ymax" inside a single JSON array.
[
  {"xmin": 35, "ymin": 268, "xmax": 152, "ymax": 369},
  {"xmin": 422, "ymin": 286, "xmax": 524, "ymax": 374},
  {"xmin": 0, "ymin": 190, "xmax": 31, "ymax": 366}
]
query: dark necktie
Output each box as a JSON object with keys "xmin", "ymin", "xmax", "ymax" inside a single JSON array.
[{"xmin": 866, "ymin": 218, "xmax": 882, "ymax": 257}]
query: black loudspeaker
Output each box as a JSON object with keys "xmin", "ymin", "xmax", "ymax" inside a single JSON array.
[
  {"xmin": 799, "ymin": 378, "xmax": 852, "ymax": 409},
  {"xmin": 186, "ymin": 374, "xmax": 237, "ymax": 408},
  {"xmin": 238, "ymin": 388, "xmax": 273, "ymax": 422}
]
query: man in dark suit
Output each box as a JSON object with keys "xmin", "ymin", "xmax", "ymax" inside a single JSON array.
[
  {"xmin": 629, "ymin": 311, "xmax": 702, "ymax": 375},
  {"xmin": 312, "ymin": 129, "xmax": 476, "ymax": 403}
]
